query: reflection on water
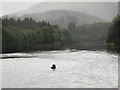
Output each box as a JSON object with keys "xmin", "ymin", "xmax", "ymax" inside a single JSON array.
[{"xmin": 1, "ymin": 50, "xmax": 118, "ymax": 88}]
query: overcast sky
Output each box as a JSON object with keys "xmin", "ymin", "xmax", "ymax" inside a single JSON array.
[
  {"xmin": 1, "ymin": 2, "xmax": 37, "ymax": 16},
  {"xmin": 1, "ymin": 0, "xmax": 119, "ymax": 17}
]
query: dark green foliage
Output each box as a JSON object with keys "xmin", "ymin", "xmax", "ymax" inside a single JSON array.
[
  {"xmin": 106, "ymin": 16, "xmax": 120, "ymax": 52},
  {"xmin": 67, "ymin": 22, "xmax": 109, "ymax": 50},
  {"xmin": 2, "ymin": 18, "xmax": 70, "ymax": 53},
  {"xmin": 68, "ymin": 22, "xmax": 76, "ymax": 32},
  {"xmin": 2, "ymin": 17, "xmax": 109, "ymax": 53},
  {"xmin": 75, "ymin": 22, "xmax": 109, "ymax": 42}
]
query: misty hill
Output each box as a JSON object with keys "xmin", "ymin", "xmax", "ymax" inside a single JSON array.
[
  {"xmin": 21, "ymin": 10, "xmax": 105, "ymax": 28},
  {"xmin": 13, "ymin": 2, "xmax": 118, "ymax": 21}
]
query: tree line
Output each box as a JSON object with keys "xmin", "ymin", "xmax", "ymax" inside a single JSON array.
[
  {"xmin": 2, "ymin": 18, "xmax": 71, "ymax": 53},
  {"xmin": 106, "ymin": 15, "xmax": 120, "ymax": 52},
  {"xmin": 2, "ymin": 17, "xmax": 118, "ymax": 53}
]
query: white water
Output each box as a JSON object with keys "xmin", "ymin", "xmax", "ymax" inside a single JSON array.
[{"xmin": 1, "ymin": 50, "xmax": 118, "ymax": 88}]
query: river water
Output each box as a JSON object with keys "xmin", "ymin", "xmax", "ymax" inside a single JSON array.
[{"xmin": 1, "ymin": 50, "xmax": 118, "ymax": 88}]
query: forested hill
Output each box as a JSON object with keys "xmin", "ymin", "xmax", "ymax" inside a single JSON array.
[
  {"xmin": 12, "ymin": 2, "xmax": 117, "ymax": 21},
  {"xmin": 2, "ymin": 17, "xmax": 109, "ymax": 53},
  {"xmin": 21, "ymin": 10, "xmax": 105, "ymax": 28}
]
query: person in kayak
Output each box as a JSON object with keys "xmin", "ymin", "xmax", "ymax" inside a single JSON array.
[{"xmin": 51, "ymin": 64, "xmax": 56, "ymax": 71}]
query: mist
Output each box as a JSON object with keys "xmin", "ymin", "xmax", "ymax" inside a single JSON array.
[{"xmin": 2, "ymin": 2, "xmax": 118, "ymax": 21}]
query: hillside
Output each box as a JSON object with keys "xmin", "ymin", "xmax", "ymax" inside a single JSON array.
[
  {"xmin": 21, "ymin": 10, "xmax": 105, "ymax": 28},
  {"xmin": 12, "ymin": 2, "xmax": 118, "ymax": 21}
]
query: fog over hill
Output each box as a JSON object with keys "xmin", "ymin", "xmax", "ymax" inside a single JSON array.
[
  {"xmin": 22, "ymin": 10, "xmax": 105, "ymax": 28},
  {"xmin": 12, "ymin": 2, "xmax": 118, "ymax": 21}
]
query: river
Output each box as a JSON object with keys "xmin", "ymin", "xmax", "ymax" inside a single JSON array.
[{"xmin": 0, "ymin": 50, "xmax": 118, "ymax": 88}]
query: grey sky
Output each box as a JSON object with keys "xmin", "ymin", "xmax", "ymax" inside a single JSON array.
[
  {"xmin": 1, "ymin": 0, "xmax": 119, "ymax": 17},
  {"xmin": 1, "ymin": 1, "xmax": 118, "ymax": 21},
  {"xmin": 1, "ymin": 2, "xmax": 37, "ymax": 16}
]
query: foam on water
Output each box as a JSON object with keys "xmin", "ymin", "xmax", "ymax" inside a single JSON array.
[{"xmin": 1, "ymin": 50, "xmax": 118, "ymax": 88}]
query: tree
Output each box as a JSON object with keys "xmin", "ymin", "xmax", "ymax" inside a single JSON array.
[
  {"xmin": 107, "ymin": 16, "xmax": 120, "ymax": 51},
  {"xmin": 68, "ymin": 22, "xmax": 76, "ymax": 32}
]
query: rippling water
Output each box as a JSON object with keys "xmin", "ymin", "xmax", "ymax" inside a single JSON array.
[{"xmin": 1, "ymin": 50, "xmax": 118, "ymax": 88}]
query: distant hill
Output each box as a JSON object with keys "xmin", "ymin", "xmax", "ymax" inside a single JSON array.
[
  {"xmin": 21, "ymin": 10, "xmax": 105, "ymax": 29},
  {"xmin": 12, "ymin": 2, "xmax": 118, "ymax": 21}
]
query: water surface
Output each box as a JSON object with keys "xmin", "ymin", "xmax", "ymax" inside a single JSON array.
[{"xmin": 1, "ymin": 50, "xmax": 118, "ymax": 88}]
